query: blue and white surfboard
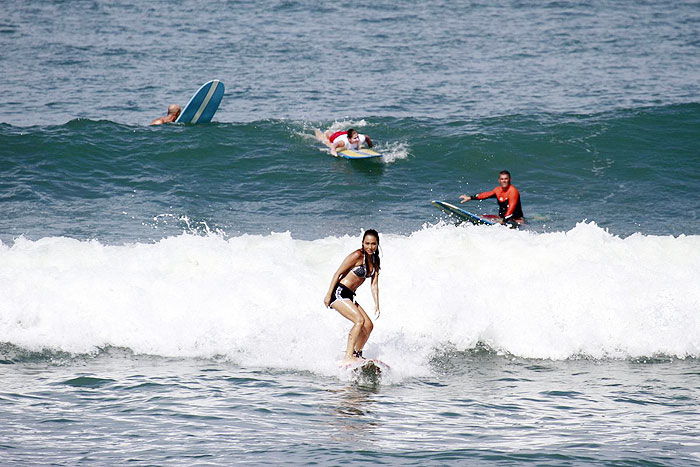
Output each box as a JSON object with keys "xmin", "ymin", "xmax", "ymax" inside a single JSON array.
[
  {"xmin": 176, "ymin": 80, "xmax": 225, "ymax": 124},
  {"xmin": 431, "ymin": 200, "xmax": 495, "ymax": 225}
]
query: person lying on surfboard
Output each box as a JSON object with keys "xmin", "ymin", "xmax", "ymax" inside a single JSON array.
[
  {"xmin": 323, "ymin": 229, "xmax": 381, "ymax": 364},
  {"xmin": 315, "ymin": 128, "xmax": 373, "ymax": 157},
  {"xmin": 459, "ymin": 170, "xmax": 525, "ymax": 226},
  {"xmin": 150, "ymin": 104, "xmax": 181, "ymax": 126}
]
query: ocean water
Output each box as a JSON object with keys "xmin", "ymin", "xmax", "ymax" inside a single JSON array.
[{"xmin": 2, "ymin": 0, "xmax": 700, "ymax": 465}]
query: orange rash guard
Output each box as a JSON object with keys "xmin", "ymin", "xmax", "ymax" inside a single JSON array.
[{"xmin": 474, "ymin": 185, "xmax": 523, "ymax": 220}]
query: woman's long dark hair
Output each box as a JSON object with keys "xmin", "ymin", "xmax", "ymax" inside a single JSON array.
[{"xmin": 362, "ymin": 229, "xmax": 381, "ymax": 273}]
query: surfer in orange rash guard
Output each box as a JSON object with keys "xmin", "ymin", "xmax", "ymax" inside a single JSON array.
[
  {"xmin": 459, "ymin": 170, "xmax": 525, "ymax": 225},
  {"xmin": 324, "ymin": 230, "xmax": 381, "ymax": 364},
  {"xmin": 150, "ymin": 104, "xmax": 181, "ymax": 125}
]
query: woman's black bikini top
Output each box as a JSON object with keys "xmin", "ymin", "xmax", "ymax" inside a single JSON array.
[{"xmin": 352, "ymin": 255, "xmax": 375, "ymax": 279}]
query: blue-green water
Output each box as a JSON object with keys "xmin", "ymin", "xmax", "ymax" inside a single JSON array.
[
  {"xmin": 2, "ymin": 106, "xmax": 699, "ymax": 243},
  {"xmin": 2, "ymin": 0, "xmax": 700, "ymax": 465}
]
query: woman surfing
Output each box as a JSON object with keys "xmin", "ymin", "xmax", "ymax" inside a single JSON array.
[{"xmin": 323, "ymin": 230, "xmax": 381, "ymax": 364}]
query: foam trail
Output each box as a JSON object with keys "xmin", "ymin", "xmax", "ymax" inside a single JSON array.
[
  {"xmin": 1, "ymin": 223, "xmax": 699, "ymax": 378},
  {"xmin": 379, "ymin": 141, "xmax": 410, "ymax": 163}
]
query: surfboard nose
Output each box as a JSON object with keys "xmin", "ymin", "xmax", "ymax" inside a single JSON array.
[{"xmin": 175, "ymin": 80, "xmax": 225, "ymax": 124}]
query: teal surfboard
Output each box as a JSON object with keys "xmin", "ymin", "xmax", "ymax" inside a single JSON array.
[
  {"xmin": 176, "ymin": 80, "xmax": 224, "ymax": 124},
  {"xmin": 431, "ymin": 200, "xmax": 495, "ymax": 225}
]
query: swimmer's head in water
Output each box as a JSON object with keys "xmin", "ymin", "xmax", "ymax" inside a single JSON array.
[{"xmin": 168, "ymin": 104, "xmax": 182, "ymax": 116}]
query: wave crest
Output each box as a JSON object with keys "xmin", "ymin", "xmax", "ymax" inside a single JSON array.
[{"xmin": 1, "ymin": 223, "xmax": 699, "ymax": 375}]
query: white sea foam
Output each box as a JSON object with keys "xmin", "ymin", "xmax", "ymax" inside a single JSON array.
[
  {"xmin": 325, "ymin": 119, "xmax": 368, "ymax": 132},
  {"xmin": 1, "ymin": 223, "xmax": 699, "ymax": 378},
  {"xmin": 379, "ymin": 141, "xmax": 410, "ymax": 163}
]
